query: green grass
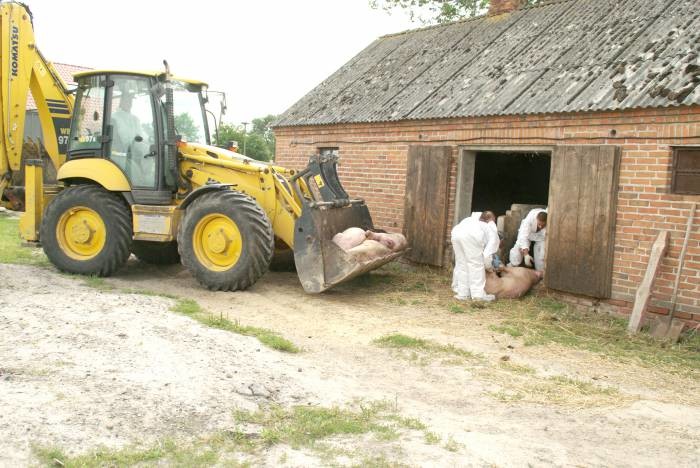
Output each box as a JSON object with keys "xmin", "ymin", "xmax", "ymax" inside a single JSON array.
[
  {"xmin": 171, "ymin": 298, "xmax": 203, "ymax": 315},
  {"xmin": 373, "ymin": 334, "xmax": 478, "ymax": 361},
  {"xmin": 34, "ymin": 433, "xmax": 255, "ymax": 467},
  {"xmin": 489, "ymin": 296, "xmax": 700, "ymax": 377},
  {"xmin": 82, "ymin": 276, "xmax": 115, "ymax": 291},
  {"xmin": 234, "ymin": 401, "xmax": 422, "ymax": 450},
  {"xmin": 0, "ymin": 215, "xmax": 48, "ymax": 266},
  {"xmin": 498, "ymin": 361, "xmax": 536, "ymax": 375},
  {"xmin": 170, "ymin": 299, "xmax": 300, "ymax": 353}
]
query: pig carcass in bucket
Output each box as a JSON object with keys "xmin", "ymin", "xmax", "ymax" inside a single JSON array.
[{"xmin": 291, "ymin": 154, "xmax": 407, "ymax": 293}]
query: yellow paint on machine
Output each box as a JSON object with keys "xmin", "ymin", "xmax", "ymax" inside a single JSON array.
[
  {"xmin": 57, "ymin": 159, "xmax": 131, "ymax": 191},
  {"xmin": 132, "ymin": 205, "xmax": 181, "ymax": 242}
]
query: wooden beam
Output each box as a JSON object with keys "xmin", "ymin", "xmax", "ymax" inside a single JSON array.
[{"xmin": 627, "ymin": 230, "xmax": 669, "ymax": 334}]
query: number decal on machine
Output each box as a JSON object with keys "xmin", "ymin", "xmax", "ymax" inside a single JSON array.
[{"xmin": 313, "ymin": 174, "xmax": 325, "ymax": 188}]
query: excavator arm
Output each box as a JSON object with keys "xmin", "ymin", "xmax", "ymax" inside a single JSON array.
[{"xmin": 0, "ymin": 2, "xmax": 73, "ymax": 239}]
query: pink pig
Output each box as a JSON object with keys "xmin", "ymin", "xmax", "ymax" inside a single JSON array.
[
  {"xmin": 365, "ymin": 231, "xmax": 407, "ymax": 252},
  {"xmin": 332, "ymin": 227, "xmax": 368, "ymax": 251}
]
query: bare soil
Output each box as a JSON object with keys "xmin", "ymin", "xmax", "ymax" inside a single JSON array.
[{"xmin": 1, "ymin": 260, "xmax": 699, "ymax": 467}]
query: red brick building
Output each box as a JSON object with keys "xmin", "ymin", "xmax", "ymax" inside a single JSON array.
[{"xmin": 273, "ymin": 0, "xmax": 700, "ymax": 326}]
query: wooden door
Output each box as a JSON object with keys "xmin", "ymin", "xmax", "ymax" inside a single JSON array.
[
  {"xmin": 546, "ymin": 145, "xmax": 620, "ymax": 298},
  {"xmin": 403, "ymin": 146, "xmax": 452, "ymax": 266}
]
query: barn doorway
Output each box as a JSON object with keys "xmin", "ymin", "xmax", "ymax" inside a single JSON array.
[
  {"xmin": 453, "ymin": 148, "xmax": 552, "ymax": 271},
  {"xmin": 453, "ymin": 145, "xmax": 621, "ymax": 299},
  {"xmin": 471, "ymin": 151, "xmax": 551, "ymax": 215}
]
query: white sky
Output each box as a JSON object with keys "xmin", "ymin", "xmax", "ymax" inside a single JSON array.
[{"xmin": 26, "ymin": 0, "xmax": 417, "ymax": 126}]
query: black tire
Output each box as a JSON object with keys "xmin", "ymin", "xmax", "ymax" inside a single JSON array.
[
  {"xmin": 178, "ymin": 190, "xmax": 273, "ymax": 291},
  {"xmin": 132, "ymin": 240, "xmax": 181, "ymax": 265},
  {"xmin": 40, "ymin": 185, "xmax": 132, "ymax": 276}
]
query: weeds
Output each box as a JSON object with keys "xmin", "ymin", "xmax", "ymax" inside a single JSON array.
[
  {"xmin": 0, "ymin": 216, "xmax": 48, "ymax": 266},
  {"xmin": 234, "ymin": 401, "xmax": 423, "ymax": 450},
  {"xmin": 490, "ymin": 296, "xmax": 700, "ymax": 377},
  {"xmin": 33, "ymin": 434, "xmax": 253, "ymax": 468},
  {"xmin": 170, "ymin": 299, "xmax": 299, "ymax": 353},
  {"xmin": 82, "ymin": 276, "xmax": 114, "ymax": 291},
  {"xmin": 374, "ymin": 334, "xmax": 478, "ymax": 361}
]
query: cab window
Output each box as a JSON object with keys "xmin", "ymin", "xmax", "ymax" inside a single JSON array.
[
  {"xmin": 68, "ymin": 76, "xmax": 104, "ymax": 153},
  {"xmin": 108, "ymin": 76, "xmax": 157, "ymax": 188}
]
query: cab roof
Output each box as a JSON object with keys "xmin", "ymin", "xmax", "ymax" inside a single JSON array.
[{"xmin": 72, "ymin": 70, "xmax": 207, "ymax": 87}]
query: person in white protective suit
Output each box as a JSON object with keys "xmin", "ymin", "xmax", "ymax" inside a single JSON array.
[
  {"xmin": 451, "ymin": 211, "xmax": 499, "ymax": 302},
  {"xmin": 509, "ymin": 208, "xmax": 547, "ymax": 272}
]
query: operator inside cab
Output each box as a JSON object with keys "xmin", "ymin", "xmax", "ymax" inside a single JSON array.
[{"xmin": 109, "ymin": 79, "xmax": 154, "ymax": 187}]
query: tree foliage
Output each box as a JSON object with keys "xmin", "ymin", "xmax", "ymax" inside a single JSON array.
[
  {"xmin": 370, "ymin": 0, "xmax": 540, "ymax": 24},
  {"xmin": 175, "ymin": 113, "xmax": 200, "ymax": 142},
  {"xmin": 214, "ymin": 115, "xmax": 277, "ymax": 162}
]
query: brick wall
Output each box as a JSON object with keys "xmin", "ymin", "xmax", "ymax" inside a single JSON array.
[{"xmin": 274, "ymin": 106, "xmax": 700, "ymax": 327}]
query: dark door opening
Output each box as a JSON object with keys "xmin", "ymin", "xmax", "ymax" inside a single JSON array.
[{"xmin": 471, "ymin": 151, "xmax": 551, "ymax": 216}]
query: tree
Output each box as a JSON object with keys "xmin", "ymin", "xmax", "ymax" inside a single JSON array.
[
  {"xmin": 370, "ymin": 0, "xmax": 540, "ymax": 24},
  {"xmin": 175, "ymin": 113, "xmax": 200, "ymax": 142},
  {"xmin": 215, "ymin": 119, "xmax": 276, "ymax": 162}
]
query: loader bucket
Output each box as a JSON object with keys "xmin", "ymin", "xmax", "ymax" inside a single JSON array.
[{"xmin": 291, "ymin": 154, "xmax": 406, "ymax": 293}]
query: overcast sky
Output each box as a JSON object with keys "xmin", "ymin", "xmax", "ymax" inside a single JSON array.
[{"xmin": 25, "ymin": 0, "xmax": 417, "ymax": 126}]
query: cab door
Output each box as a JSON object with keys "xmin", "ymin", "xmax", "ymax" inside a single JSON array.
[{"xmin": 107, "ymin": 75, "xmax": 166, "ymax": 203}]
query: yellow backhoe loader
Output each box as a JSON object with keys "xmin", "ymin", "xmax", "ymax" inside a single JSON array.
[{"xmin": 0, "ymin": 2, "xmax": 405, "ymax": 292}]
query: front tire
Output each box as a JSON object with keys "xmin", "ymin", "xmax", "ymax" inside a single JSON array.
[
  {"xmin": 178, "ymin": 190, "xmax": 273, "ymax": 291},
  {"xmin": 40, "ymin": 185, "xmax": 132, "ymax": 276}
]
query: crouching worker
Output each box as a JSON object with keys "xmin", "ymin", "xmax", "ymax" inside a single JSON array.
[
  {"xmin": 509, "ymin": 208, "xmax": 547, "ymax": 272},
  {"xmin": 451, "ymin": 211, "xmax": 499, "ymax": 302}
]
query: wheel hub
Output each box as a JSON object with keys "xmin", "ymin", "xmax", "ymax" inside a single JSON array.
[
  {"xmin": 208, "ymin": 228, "xmax": 230, "ymax": 254},
  {"xmin": 70, "ymin": 219, "xmax": 95, "ymax": 244},
  {"xmin": 193, "ymin": 213, "xmax": 242, "ymax": 271},
  {"xmin": 56, "ymin": 206, "xmax": 106, "ymax": 260}
]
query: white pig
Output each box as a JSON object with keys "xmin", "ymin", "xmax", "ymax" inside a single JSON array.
[
  {"xmin": 365, "ymin": 231, "xmax": 407, "ymax": 252},
  {"xmin": 347, "ymin": 239, "xmax": 392, "ymax": 262},
  {"xmin": 332, "ymin": 227, "xmax": 368, "ymax": 251}
]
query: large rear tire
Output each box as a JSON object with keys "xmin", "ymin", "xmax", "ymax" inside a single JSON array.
[
  {"xmin": 132, "ymin": 240, "xmax": 180, "ymax": 265},
  {"xmin": 178, "ymin": 190, "xmax": 273, "ymax": 291},
  {"xmin": 40, "ymin": 185, "xmax": 132, "ymax": 276}
]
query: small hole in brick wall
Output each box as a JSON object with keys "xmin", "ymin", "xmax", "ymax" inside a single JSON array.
[{"xmin": 609, "ymin": 129, "xmax": 617, "ymax": 136}]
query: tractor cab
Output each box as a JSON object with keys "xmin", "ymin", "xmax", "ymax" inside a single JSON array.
[{"xmin": 67, "ymin": 71, "xmax": 210, "ymax": 204}]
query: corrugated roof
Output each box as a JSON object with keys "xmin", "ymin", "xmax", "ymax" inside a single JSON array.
[
  {"xmin": 275, "ymin": 0, "xmax": 700, "ymax": 127},
  {"xmin": 26, "ymin": 62, "xmax": 90, "ymax": 110}
]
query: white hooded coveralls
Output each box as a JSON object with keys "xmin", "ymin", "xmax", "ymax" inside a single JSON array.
[
  {"xmin": 509, "ymin": 208, "xmax": 547, "ymax": 271},
  {"xmin": 451, "ymin": 215, "xmax": 498, "ymax": 299}
]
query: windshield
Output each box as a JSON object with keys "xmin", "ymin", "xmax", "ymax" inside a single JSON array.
[{"xmin": 167, "ymin": 81, "xmax": 208, "ymax": 144}]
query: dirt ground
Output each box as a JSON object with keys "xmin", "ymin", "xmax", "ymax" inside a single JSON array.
[{"xmin": 1, "ymin": 258, "xmax": 699, "ymax": 467}]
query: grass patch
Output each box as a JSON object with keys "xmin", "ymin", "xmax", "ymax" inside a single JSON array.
[
  {"xmin": 488, "ymin": 374, "xmax": 622, "ymax": 407},
  {"xmin": 336, "ymin": 263, "xmax": 455, "ymax": 308},
  {"xmin": 170, "ymin": 299, "xmax": 299, "ymax": 353},
  {"xmin": 121, "ymin": 288, "xmax": 179, "ymax": 299},
  {"xmin": 448, "ymin": 304, "xmax": 466, "ymax": 314},
  {"xmin": 234, "ymin": 401, "xmax": 422, "ymax": 450},
  {"xmin": 489, "ymin": 296, "xmax": 700, "ymax": 377},
  {"xmin": 34, "ymin": 432, "xmax": 255, "ymax": 467},
  {"xmin": 373, "ymin": 334, "xmax": 479, "ymax": 363},
  {"xmin": 424, "ymin": 431, "xmax": 440, "ymax": 445},
  {"xmin": 0, "ymin": 215, "xmax": 48, "ymax": 266},
  {"xmin": 498, "ymin": 361, "xmax": 536, "ymax": 375},
  {"xmin": 171, "ymin": 298, "xmax": 203, "ymax": 315},
  {"xmin": 82, "ymin": 276, "xmax": 114, "ymax": 291}
]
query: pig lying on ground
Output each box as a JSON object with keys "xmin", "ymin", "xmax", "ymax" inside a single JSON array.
[
  {"xmin": 347, "ymin": 239, "xmax": 392, "ymax": 263},
  {"xmin": 366, "ymin": 231, "xmax": 408, "ymax": 252},
  {"xmin": 332, "ymin": 227, "xmax": 368, "ymax": 251},
  {"xmin": 485, "ymin": 266, "xmax": 542, "ymax": 299}
]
